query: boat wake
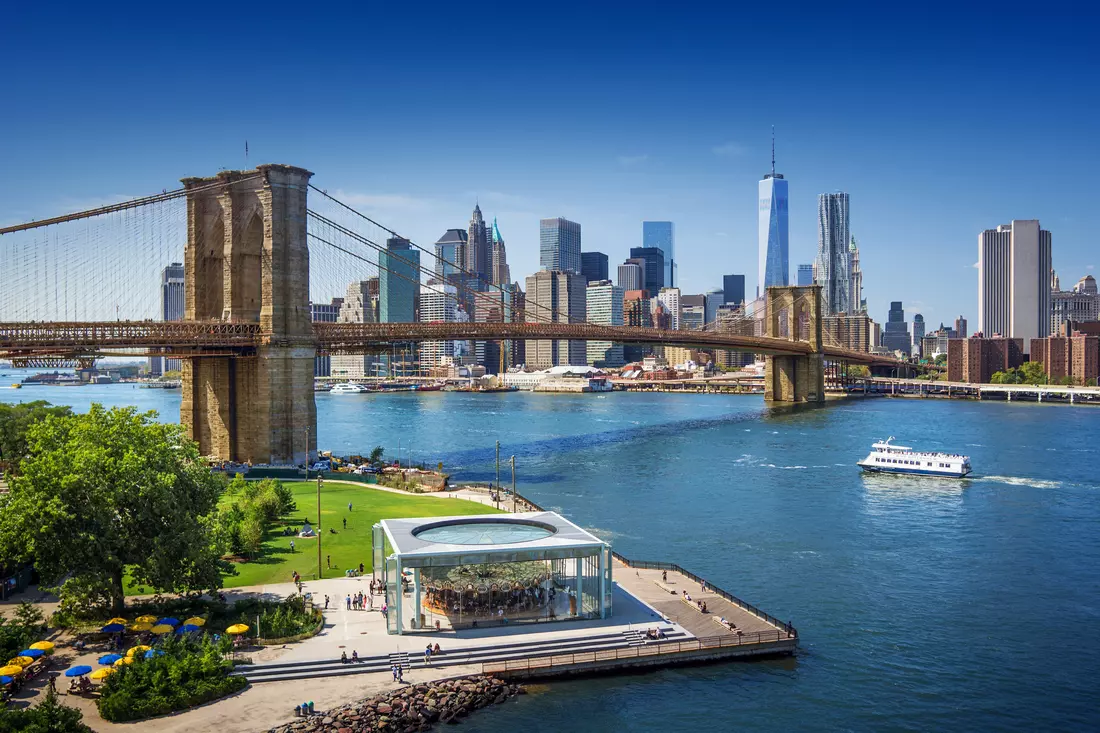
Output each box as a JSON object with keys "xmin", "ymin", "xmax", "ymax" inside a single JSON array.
[{"xmin": 977, "ymin": 475, "xmax": 1063, "ymax": 490}]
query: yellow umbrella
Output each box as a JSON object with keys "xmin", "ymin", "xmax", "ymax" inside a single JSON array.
[
  {"xmin": 125, "ymin": 645, "xmax": 151, "ymax": 658},
  {"xmin": 107, "ymin": 617, "xmax": 128, "ymax": 625},
  {"xmin": 113, "ymin": 656, "xmax": 134, "ymax": 666},
  {"xmin": 128, "ymin": 622, "xmax": 153, "ymax": 632},
  {"xmin": 7, "ymin": 657, "xmax": 34, "ymax": 668},
  {"xmin": 90, "ymin": 667, "xmax": 115, "ymax": 680},
  {"xmin": 225, "ymin": 624, "xmax": 249, "ymax": 635},
  {"xmin": 29, "ymin": 641, "xmax": 55, "ymax": 652},
  {"xmin": 183, "ymin": 617, "xmax": 205, "ymax": 627},
  {"xmin": 0, "ymin": 665, "xmax": 24, "ymax": 677},
  {"xmin": 150, "ymin": 624, "xmax": 174, "ymax": 635},
  {"xmin": 135, "ymin": 615, "xmax": 157, "ymax": 624}
]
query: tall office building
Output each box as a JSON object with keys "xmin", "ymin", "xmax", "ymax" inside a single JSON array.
[
  {"xmin": 378, "ymin": 237, "xmax": 420, "ymax": 377},
  {"xmin": 466, "ymin": 204, "xmax": 492, "ymax": 282},
  {"xmin": 680, "ymin": 294, "xmax": 705, "ymax": 331},
  {"xmin": 434, "ymin": 229, "xmax": 467, "ymax": 280},
  {"xmin": 978, "ymin": 220, "xmax": 1052, "ymax": 349},
  {"xmin": 848, "ymin": 237, "xmax": 865, "ymax": 313},
  {"xmin": 331, "ymin": 281, "xmax": 380, "ymax": 378},
  {"xmin": 490, "ymin": 218, "xmax": 509, "ymax": 286},
  {"xmin": 816, "ymin": 193, "xmax": 852, "ymax": 314},
  {"xmin": 722, "ymin": 274, "xmax": 746, "ymax": 309},
  {"xmin": 617, "ymin": 260, "xmax": 643, "ymax": 291},
  {"xmin": 642, "ymin": 221, "xmax": 675, "ymax": 288},
  {"xmin": 524, "ymin": 270, "xmax": 587, "ymax": 367},
  {"xmin": 912, "ymin": 313, "xmax": 925, "ymax": 356},
  {"xmin": 623, "ymin": 289, "xmax": 653, "ymax": 363},
  {"xmin": 419, "ymin": 282, "xmax": 460, "ymax": 368},
  {"xmin": 1051, "ymin": 274, "xmax": 1100, "ymax": 336},
  {"xmin": 658, "ymin": 287, "xmax": 681, "ymax": 330},
  {"xmin": 310, "ymin": 297, "xmax": 343, "ymax": 377},
  {"xmin": 955, "ymin": 316, "xmax": 968, "ymax": 339},
  {"xmin": 149, "ymin": 262, "xmax": 185, "ymax": 375},
  {"xmin": 704, "ymin": 288, "xmax": 725, "ymax": 326},
  {"xmin": 881, "ymin": 301, "xmax": 911, "ymax": 355},
  {"xmin": 797, "ymin": 263, "xmax": 814, "ymax": 287},
  {"xmin": 758, "ymin": 135, "xmax": 789, "ymax": 294},
  {"xmin": 586, "ymin": 280, "xmax": 625, "ymax": 367},
  {"xmin": 581, "ymin": 251, "xmax": 609, "ymax": 283},
  {"xmin": 540, "ymin": 218, "xmax": 582, "ymax": 274},
  {"xmin": 629, "ymin": 247, "xmax": 665, "ymax": 297}
]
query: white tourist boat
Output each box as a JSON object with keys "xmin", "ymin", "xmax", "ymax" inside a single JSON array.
[
  {"xmin": 857, "ymin": 437, "xmax": 972, "ymax": 478},
  {"xmin": 330, "ymin": 383, "xmax": 369, "ymax": 394}
]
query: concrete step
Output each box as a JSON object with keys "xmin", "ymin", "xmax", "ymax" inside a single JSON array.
[{"xmin": 239, "ymin": 628, "xmax": 686, "ymax": 683}]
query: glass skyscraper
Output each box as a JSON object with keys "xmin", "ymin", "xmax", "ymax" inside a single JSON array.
[
  {"xmin": 797, "ymin": 263, "xmax": 814, "ymax": 287},
  {"xmin": 540, "ymin": 218, "xmax": 582, "ymax": 274},
  {"xmin": 816, "ymin": 193, "xmax": 852, "ymax": 314},
  {"xmin": 642, "ymin": 221, "xmax": 675, "ymax": 288},
  {"xmin": 758, "ymin": 173, "xmax": 789, "ymax": 294}
]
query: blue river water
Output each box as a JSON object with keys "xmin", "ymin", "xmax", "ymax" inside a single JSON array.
[{"xmin": 3, "ymin": 379, "xmax": 1098, "ymax": 732}]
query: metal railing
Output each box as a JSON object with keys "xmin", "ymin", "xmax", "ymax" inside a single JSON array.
[{"xmin": 481, "ymin": 629, "xmax": 792, "ymax": 674}]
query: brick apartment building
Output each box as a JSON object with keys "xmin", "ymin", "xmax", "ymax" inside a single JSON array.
[{"xmin": 946, "ymin": 337, "xmax": 1024, "ymax": 383}]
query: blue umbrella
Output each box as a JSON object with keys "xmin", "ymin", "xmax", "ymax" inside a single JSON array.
[
  {"xmin": 101, "ymin": 623, "xmax": 125, "ymax": 633},
  {"xmin": 65, "ymin": 665, "xmax": 92, "ymax": 677},
  {"xmin": 155, "ymin": 618, "xmax": 179, "ymax": 627},
  {"xmin": 175, "ymin": 624, "xmax": 200, "ymax": 634},
  {"xmin": 18, "ymin": 649, "xmax": 44, "ymax": 659},
  {"xmin": 143, "ymin": 649, "xmax": 165, "ymax": 659},
  {"xmin": 98, "ymin": 654, "xmax": 122, "ymax": 665},
  {"xmin": 0, "ymin": 676, "xmax": 12, "ymax": 685}
]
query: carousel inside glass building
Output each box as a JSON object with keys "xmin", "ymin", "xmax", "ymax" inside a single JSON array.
[{"xmin": 372, "ymin": 512, "xmax": 614, "ymax": 634}]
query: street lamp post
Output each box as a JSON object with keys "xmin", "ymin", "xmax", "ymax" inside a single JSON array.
[
  {"xmin": 510, "ymin": 455, "xmax": 516, "ymax": 513},
  {"xmin": 495, "ymin": 441, "xmax": 500, "ymax": 491},
  {"xmin": 316, "ymin": 475, "xmax": 323, "ymax": 580}
]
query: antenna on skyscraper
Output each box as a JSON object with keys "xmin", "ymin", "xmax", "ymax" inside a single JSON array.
[{"xmin": 771, "ymin": 125, "xmax": 775, "ymax": 177}]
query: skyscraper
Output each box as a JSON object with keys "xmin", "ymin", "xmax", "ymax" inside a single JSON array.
[
  {"xmin": 540, "ymin": 218, "xmax": 582, "ymax": 274},
  {"xmin": 629, "ymin": 247, "xmax": 665, "ymax": 297},
  {"xmin": 912, "ymin": 313, "xmax": 925, "ymax": 356},
  {"xmin": 466, "ymin": 204, "xmax": 492, "ymax": 282},
  {"xmin": 978, "ymin": 220, "xmax": 1052, "ymax": 349},
  {"xmin": 331, "ymin": 281, "xmax": 379, "ymax": 378},
  {"xmin": 419, "ymin": 282, "xmax": 460, "ymax": 368},
  {"xmin": 816, "ymin": 193, "xmax": 852, "ymax": 314},
  {"xmin": 658, "ymin": 287, "xmax": 681, "ymax": 330},
  {"xmin": 642, "ymin": 221, "xmax": 675, "ymax": 288},
  {"xmin": 722, "ymin": 274, "xmax": 745, "ymax": 309},
  {"xmin": 581, "ymin": 251, "xmax": 609, "ymax": 283},
  {"xmin": 623, "ymin": 289, "xmax": 653, "ymax": 363},
  {"xmin": 680, "ymin": 294, "xmax": 705, "ymax": 331},
  {"xmin": 617, "ymin": 260, "xmax": 643, "ymax": 291},
  {"xmin": 882, "ymin": 301, "xmax": 911, "ymax": 355},
  {"xmin": 797, "ymin": 264, "xmax": 814, "ymax": 287},
  {"xmin": 433, "ymin": 229, "xmax": 467, "ymax": 280},
  {"xmin": 149, "ymin": 262, "xmax": 185, "ymax": 376},
  {"xmin": 955, "ymin": 316, "xmax": 968, "ymax": 339},
  {"xmin": 379, "ymin": 237, "xmax": 419, "ymax": 323},
  {"xmin": 586, "ymin": 280, "xmax": 625, "ymax": 367},
  {"xmin": 490, "ymin": 218, "xmax": 510, "ymax": 286},
  {"xmin": 848, "ymin": 237, "xmax": 865, "ymax": 313},
  {"xmin": 524, "ymin": 270, "xmax": 587, "ymax": 367},
  {"xmin": 758, "ymin": 132, "xmax": 789, "ymax": 294},
  {"xmin": 704, "ymin": 288, "xmax": 725, "ymax": 326}
]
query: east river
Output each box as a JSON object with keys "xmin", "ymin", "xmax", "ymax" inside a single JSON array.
[{"xmin": 3, "ymin": 378, "xmax": 1098, "ymax": 732}]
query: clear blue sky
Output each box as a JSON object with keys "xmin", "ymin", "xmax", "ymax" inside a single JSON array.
[{"xmin": 2, "ymin": 3, "xmax": 1097, "ymax": 327}]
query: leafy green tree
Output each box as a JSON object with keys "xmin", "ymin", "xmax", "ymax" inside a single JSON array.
[
  {"xmin": 0, "ymin": 686, "xmax": 93, "ymax": 732},
  {"xmin": 0, "ymin": 401, "xmax": 71, "ymax": 468},
  {"xmin": 1018, "ymin": 361, "xmax": 1047, "ymax": 385},
  {"xmin": 0, "ymin": 405, "xmax": 229, "ymax": 612},
  {"xmin": 368, "ymin": 445, "xmax": 386, "ymax": 467}
]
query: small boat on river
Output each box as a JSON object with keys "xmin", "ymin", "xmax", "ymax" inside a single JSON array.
[{"xmin": 857, "ymin": 437, "xmax": 972, "ymax": 478}]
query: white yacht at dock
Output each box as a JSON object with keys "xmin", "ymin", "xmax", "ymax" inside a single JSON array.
[{"xmin": 857, "ymin": 437, "xmax": 972, "ymax": 478}]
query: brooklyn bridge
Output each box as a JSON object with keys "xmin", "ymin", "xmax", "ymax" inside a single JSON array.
[{"xmin": 0, "ymin": 164, "xmax": 913, "ymax": 464}]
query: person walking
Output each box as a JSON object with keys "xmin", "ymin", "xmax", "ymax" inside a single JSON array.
[
  {"xmin": 324, "ymin": 594, "xmax": 330, "ymax": 609},
  {"xmin": 397, "ymin": 666, "xmax": 404, "ymax": 683},
  {"xmin": 343, "ymin": 517, "xmax": 347, "ymax": 530},
  {"xmin": 391, "ymin": 664, "xmax": 398, "ymax": 682},
  {"xmin": 346, "ymin": 594, "xmax": 351, "ymax": 610},
  {"xmin": 289, "ymin": 539, "xmax": 295, "ymax": 553},
  {"xmin": 326, "ymin": 554, "xmax": 331, "ymax": 569},
  {"xmin": 348, "ymin": 502, "xmax": 353, "ymax": 512}
]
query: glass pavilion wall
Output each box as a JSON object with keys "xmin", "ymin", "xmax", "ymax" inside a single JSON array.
[{"xmin": 373, "ymin": 523, "xmax": 612, "ymax": 635}]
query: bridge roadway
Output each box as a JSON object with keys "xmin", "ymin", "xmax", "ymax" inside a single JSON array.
[{"xmin": 0, "ymin": 320, "xmax": 892, "ymax": 366}]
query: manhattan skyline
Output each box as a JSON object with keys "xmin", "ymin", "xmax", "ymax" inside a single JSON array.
[{"xmin": 1, "ymin": 5, "xmax": 1096, "ymax": 325}]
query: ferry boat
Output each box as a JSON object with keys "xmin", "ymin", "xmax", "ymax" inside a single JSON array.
[
  {"xmin": 330, "ymin": 383, "xmax": 369, "ymax": 394},
  {"xmin": 857, "ymin": 437, "xmax": 972, "ymax": 478}
]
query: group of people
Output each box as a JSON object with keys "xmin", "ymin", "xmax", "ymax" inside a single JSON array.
[
  {"xmin": 346, "ymin": 591, "xmax": 373, "ymax": 611},
  {"xmin": 423, "ymin": 643, "xmax": 442, "ymax": 664},
  {"xmin": 343, "ymin": 563, "xmax": 366, "ymax": 578}
]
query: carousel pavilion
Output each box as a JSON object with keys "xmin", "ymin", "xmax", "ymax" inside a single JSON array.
[{"xmin": 371, "ymin": 512, "xmax": 613, "ymax": 635}]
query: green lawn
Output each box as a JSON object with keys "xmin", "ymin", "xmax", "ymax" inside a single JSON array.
[{"xmin": 217, "ymin": 482, "xmax": 499, "ymax": 588}]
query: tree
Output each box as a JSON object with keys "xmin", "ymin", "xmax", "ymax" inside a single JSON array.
[
  {"xmin": 0, "ymin": 405, "xmax": 229, "ymax": 612},
  {"xmin": 1018, "ymin": 361, "xmax": 1047, "ymax": 385},
  {"xmin": 934, "ymin": 353, "xmax": 947, "ymax": 366},
  {"xmin": 368, "ymin": 446, "xmax": 386, "ymax": 467},
  {"xmin": 0, "ymin": 686, "xmax": 93, "ymax": 732},
  {"xmin": 0, "ymin": 401, "xmax": 71, "ymax": 468}
]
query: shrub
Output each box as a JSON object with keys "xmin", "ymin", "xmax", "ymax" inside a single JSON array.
[
  {"xmin": 96, "ymin": 635, "xmax": 246, "ymax": 722},
  {"xmin": 0, "ymin": 687, "xmax": 93, "ymax": 732},
  {"xmin": 231, "ymin": 595, "xmax": 317, "ymax": 639}
]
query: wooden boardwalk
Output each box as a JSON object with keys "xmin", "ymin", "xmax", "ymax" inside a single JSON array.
[{"xmin": 613, "ymin": 558, "xmax": 792, "ymax": 642}]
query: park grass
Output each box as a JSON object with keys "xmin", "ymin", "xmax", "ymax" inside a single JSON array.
[
  {"xmin": 124, "ymin": 482, "xmax": 499, "ymax": 595},
  {"xmin": 218, "ymin": 482, "xmax": 499, "ymax": 588}
]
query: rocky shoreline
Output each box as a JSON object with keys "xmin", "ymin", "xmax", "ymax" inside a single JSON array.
[{"xmin": 269, "ymin": 676, "xmax": 525, "ymax": 732}]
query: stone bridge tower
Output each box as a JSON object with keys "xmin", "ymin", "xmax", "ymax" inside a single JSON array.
[
  {"xmin": 764, "ymin": 285, "xmax": 825, "ymax": 403},
  {"xmin": 180, "ymin": 165, "xmax": 317, "ymax": 464}
]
